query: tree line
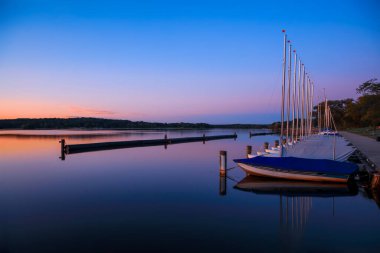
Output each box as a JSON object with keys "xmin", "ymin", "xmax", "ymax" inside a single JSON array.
[
  {"xmin": 0, "ymin": 117, "xmax": 269, "ymax": 130},
  {"xmin": 314, "ymin": 79, "xmax": 380, "ymax": 129}
]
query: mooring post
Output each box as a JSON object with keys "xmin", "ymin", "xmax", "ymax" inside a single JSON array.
[
  {"xmin": 249, "ymin": 131, "xmax": 252, "ymax": 138},
  {"xmin": 219, "ymin": 150, "xmax": 227, "ymax": 176},
  {"xmin": 246, "ymin": 145, "xmax": 252, "ymax": 158},
  {"xmin": 164, "ymin": 134, "xmax": 168, "ymax": 149},
  {"xmin": 275, "ymin": 140, "xmax": 279, "ymax": 148},
  {"xmin": 371, "ymin": 173, "xmax": 380, "ymax": 189},
  {"xmin": 234, "ymin": 132, "xmax": 237, "ymax": 140},
  {"xmin": 219, "ymin": 173, "xmax": 227, "ymax": 196},
  {"xmin": 59, "ymin": 139, "xmax": 66, "ymax": 160},
  {"xmin": 203, "ymin": 134, "xmax": 206, "ymax": 144},
  {"xmin": 59, "ymin": 139, "xmax": 65, "ymax": 151},
  {"xmin": 264, "ymin": 142, "xmax": 269, "ymax": 150}
]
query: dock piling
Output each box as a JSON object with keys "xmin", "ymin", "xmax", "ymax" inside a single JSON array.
[
  {"xmin": 219, "ymin": 150, "xmax": 227, "ymax": 176},
  {"xmin": 59, "ymin": 139, "xmax": 66, "ymax": 160},
  {"xmin": 246, "ymin": 145, "xmax": 252, "ymax": 158}
]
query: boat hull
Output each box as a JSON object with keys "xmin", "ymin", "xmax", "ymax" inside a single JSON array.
[{"xmin": 236, "ymin": 162, "xmax": 349, "ymax": 183}]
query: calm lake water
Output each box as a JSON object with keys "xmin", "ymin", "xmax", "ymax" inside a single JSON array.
[{"xmin": 0, "ymin": 129, "xmax": 379, "ymax": 253}]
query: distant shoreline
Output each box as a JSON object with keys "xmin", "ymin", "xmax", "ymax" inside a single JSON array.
[{"xmin": 0, "ymin": 117, "xmax": 273, "ymax": 130}]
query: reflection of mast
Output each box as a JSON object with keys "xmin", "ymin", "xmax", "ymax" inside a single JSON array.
[
  {"xmin": 333, "ymin": 196, "xmax": 335, "ymax": 216},
  {"xmin": 280, "ymin": 195, "xmax": 313, "ymax": 233}
]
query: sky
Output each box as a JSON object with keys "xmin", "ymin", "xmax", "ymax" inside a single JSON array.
[{"xmin": 0, "ymin": 0, "xmax": 379, "ymax": 124}]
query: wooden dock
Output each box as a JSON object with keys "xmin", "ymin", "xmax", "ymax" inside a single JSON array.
[
  {"xmin": 61, "ymin": 133, "xmax": 237, "ymax": 156},
  {"xmin": 341, "ymin": 131, "xmax": 380, "ymax": 171},
  {"xmin": 249, "ymin": 132, "xmax": 277, "ymax": 137}
]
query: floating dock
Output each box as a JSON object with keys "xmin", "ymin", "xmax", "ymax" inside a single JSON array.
[
  {"xmin": 249, "ymin": 132, "xmax": 276, "ymax": 137},
  {"xmin": 61, "ymin": 133, "xmax": 237, "ymax": 156}
]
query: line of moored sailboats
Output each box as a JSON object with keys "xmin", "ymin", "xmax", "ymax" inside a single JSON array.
[{"xmin": 234, "ymin": 30, "xmax": 358, "ymax": 183}]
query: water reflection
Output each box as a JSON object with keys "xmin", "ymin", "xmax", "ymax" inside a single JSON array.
[
  {"xmin": 234, "ymin": 176, "xmax": 361, "ymax": 251},
  {"xmin": 233, "ymin": 176, "xmax": 359, "ymax": 231},
  {"xmin": 1, "ymin": 129, "xmax": 380, "ymax": 253},
  {"xmin": 234, "ymin": 176, "xmax": 358, "ymax": 197}
]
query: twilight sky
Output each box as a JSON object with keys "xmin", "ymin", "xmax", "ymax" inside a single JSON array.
[{"xmin": 0, "ymin": 0, "xmax": 379, "ymax": 123}]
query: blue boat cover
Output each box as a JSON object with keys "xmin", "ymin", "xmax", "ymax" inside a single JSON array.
[{"xmin": 234, "ymin": 156, "xmax": 358, "ymax": 175}]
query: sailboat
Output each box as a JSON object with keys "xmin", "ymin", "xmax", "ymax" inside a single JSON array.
[
  {"xmin": 234, "ymin": 30, "xmax": 358, "ymax": 183},
  {"xmin": 234, "ymin": 156, "xmax": 358, "ymax": 183}
]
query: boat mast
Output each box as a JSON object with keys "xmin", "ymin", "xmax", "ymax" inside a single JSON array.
[
  {"xmin": 300, "ymin": 64, "xmax": 305, "ymax": 139},
  {"xmin": 325, "ymin": 98, "xmax": 328, "ymax": 130},
  {"xmin": 280, "ymin": 30, "xmax": 287, "ymax": 156},
  {"xmin": 286, "ymin": 42, "xmax": 292, "ymax": 144},
  {"xmin": 306, "ymin": 76, "xmax": 310, "ymax": 136},
  {"xmin": 317, "ymin": 96, "xmax": 321, "ymax": 133},
  {"xmin": 310, "ymin": 82, "xmax": 314, "ymax": 134},
  {"xmin": 291, "ymin": 50, "xmax": 297, "ymax": 144},
  {"xmin": 324, "ymin": 88, "xmax": 327, "ymax": 131},
  {"xmin": 308, "ymin": 78, "xmax": 312, "ymax": 135},
  {"xmin": 295, "ymin": 57, "xmax": 301, "ymax": 142}
]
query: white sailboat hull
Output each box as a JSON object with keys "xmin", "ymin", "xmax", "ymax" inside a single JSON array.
[{"xmin": 236, "ymin": 162, "xmax": 349, "ymax": 183}]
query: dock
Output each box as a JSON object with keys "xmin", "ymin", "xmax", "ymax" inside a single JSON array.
[
  {"xmin": 341, "ymin": 131, "xmax": 380, "ymax": 171},
  {"xmin": 249, "ymin": 132, "xmax": 276, "ymax": 137},
  {"xmin": 61, "ymin": 133, "xmax": 237, "ymax": 156}
]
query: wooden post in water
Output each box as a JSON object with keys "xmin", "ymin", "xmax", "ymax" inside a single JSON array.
[
  {"xmin": 264, "ymin": 142, "xmax": 269, "ymax": 150},
  {"xmin": 164, "ymin": 134, "xmax": 168, "ymax": 149},
  {"xmin": 246, "ymin": 145, "xmax": 252, "ymax": 158},
  {"xmin": 203, "ymin": 134, "xmax": 206, "ymax": 144},
  {"xmin": 59, "ymin": 139, "xmax": 66, "ymax": 160},
  {"xmin": 219, "ymin": 150, "xmax": 227, "ymax": 176}
]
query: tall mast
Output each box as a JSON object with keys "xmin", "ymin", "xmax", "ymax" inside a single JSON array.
[
  {"xmin": 296, "ymin": 58, "xmax": 301, "ymax": 141},
  {"xmin": 291, "ymin": 50, "xmax": 297, "ymax": 144},
  {"xmin": 286, "ymin": 42, "xmax": 292, "ymax": 144},
  {"xmin": 305, "ymin": 75, "xmax": 310, "ymax": 136},
  {"xmin": 317, "ymin": 96, "xmax": 321, "ymax": 133},
  {"xmin": 300, "ymin": 64, "xmax": 305, "ymax": 139},
  {"xmin": 280, "ymin": 30, "xmax": 287, "ymax": 155},
  {"xmin": 309, "ymin": 81, "xmax": 314, "ymax": 134},
  {"xmin": 325, "ymin": 98, "xmax": 328, "ymax": 130},
  {"xmin": 311, "ymin": 83, "xmax": 314, "ymax": 134},
  {"xmin": 307, "ymin": 77, "xmax": 311, "ymax": 136}
]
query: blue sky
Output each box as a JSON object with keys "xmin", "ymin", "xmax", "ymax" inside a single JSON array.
[{"xmin": 0, "ymin": 0, "xmax": 379, "ymax": 123}]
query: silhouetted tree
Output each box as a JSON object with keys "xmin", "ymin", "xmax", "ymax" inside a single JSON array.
[{"xmin": 356, "ymin": 78, "xmax": 380, "ymax": 95}]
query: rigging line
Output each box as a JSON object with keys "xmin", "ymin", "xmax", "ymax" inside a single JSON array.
[
  {"xmin": 266, "ymin": 81, "xmax": 279, "ymax": 114},
  {"xmin": 226, "ymin": 175, "xmax": 240, "ymax": 183},
  {"xmin": 226, "ymin": 166, "xmax": 237, "ymax": 171}
]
